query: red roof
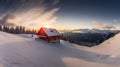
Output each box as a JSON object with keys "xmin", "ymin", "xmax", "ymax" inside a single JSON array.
[{"xmin": 39, "ymin": 27, "xmax": 60, "ymax": 36}]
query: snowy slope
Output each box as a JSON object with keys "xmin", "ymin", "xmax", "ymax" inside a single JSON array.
[
  {"xmin": 0, "ymin": 31, "xmax": 120, "ymax": 67},
  {"xmin": 86, "ymin": 32, "xmax": 120, "ymax": 57}
]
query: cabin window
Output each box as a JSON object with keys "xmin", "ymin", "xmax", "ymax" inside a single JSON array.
[{"xmin": 51, "ymin": 30, "xmax": 53, "ymax": 32}]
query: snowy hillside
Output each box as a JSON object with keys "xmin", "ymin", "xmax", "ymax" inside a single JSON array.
[
  {"xmin": 0, "ymin": 31, "xmax": 120, "ymax": 67},
  {"xmin": 86, "ymin": 32, "xmax": 120, "ymax": 57}
]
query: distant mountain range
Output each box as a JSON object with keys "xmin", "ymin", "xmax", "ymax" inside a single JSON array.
[{"xmin": 72, "ymin": 28, "xmax": 120, "ymax": 34}]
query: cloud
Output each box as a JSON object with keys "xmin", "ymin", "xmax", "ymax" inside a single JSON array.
[
  {"xmin": 0, "ymin": 0, "xmax": 61, "ymax": 28},
  {"xmin": 52, "ymin": 0, "xmax": 60, "ymax": 5},
  {"xmin": 92, "ymin": 20, "xmax": 115, "ymax": 30},
  {"xmin": 0, "ymin": 14, "xmax": 16, "ymax": 26},
  {"xmin": 17, "ymin": 8, "xmax": 59, "ymax": 27},
  {"xmin": 112, "ymin": 19, "xmax": 120, "ymax": 25}
]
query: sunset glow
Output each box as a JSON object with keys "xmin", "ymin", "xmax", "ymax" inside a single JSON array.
[
  {"xmin": 43, "ymin": 25, "xmax": 52, "ymax": 28},
  {"xmin": 0, "ymin": 0, "xmax": 120, "ymax": 30}
]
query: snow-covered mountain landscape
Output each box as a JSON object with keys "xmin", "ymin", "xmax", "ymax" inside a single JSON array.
[
  {"xmin": 1, "ymin": 0, "xmax": 120, "ymax": 67},
  {"xmin": 0, "ymin": 31, "xmax": 120, "ymax": 67}
]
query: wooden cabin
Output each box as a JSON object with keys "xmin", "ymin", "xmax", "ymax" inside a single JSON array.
[{"xmin": 38, "ymin": 27, "xmax": 60, "ymax": 43}]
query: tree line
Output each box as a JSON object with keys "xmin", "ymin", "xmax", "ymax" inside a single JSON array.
[{"xmin": 0, "ymin": 25, "xmax": 38, "ymax": 34}]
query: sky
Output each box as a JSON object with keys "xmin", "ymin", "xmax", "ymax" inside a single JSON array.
[
  {"xmin": 56, "ymin": 0, "xmax": 120, "ymax": 30},
  {"xmin": 0, "ymin": 0, "xmax": 120, "ymax": 30}
]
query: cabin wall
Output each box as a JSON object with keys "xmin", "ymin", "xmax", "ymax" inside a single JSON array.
[{"xmin": 48, "ymin": 36, "xmax": 60, "ymax": 41}]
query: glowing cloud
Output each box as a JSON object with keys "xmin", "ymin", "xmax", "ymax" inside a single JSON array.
[
  {"xmin": 92, "ymin": 20, "xmax": 115, "ymax": 30},
  {"xmin": 0, "ymin": 0, "xmax": 60, "ymax": 28}
]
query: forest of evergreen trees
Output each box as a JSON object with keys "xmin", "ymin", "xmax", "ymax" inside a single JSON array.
[
  {"xmin": 0, "ymin": 25, "xmax": 38, "ymax": 34},
  {"xmin": 60, "ymin": 32, "xmax": 119, "ymax": 47}
]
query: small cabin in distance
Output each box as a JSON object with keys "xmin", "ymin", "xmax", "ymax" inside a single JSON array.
[{"xmin": 38, "ymin": 27, "xmax": 60, "ymax": 43}]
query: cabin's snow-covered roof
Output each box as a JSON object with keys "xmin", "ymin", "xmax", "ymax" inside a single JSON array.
[{"xmin": 42, "ymin": 27, "xmax": 60, "ymax": 36}]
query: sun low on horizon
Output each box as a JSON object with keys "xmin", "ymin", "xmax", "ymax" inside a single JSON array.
[{"xmin": 43, "ymin": 25, "xmax": 52, "ymax": 28}]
